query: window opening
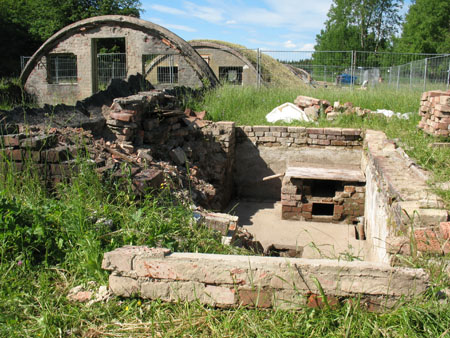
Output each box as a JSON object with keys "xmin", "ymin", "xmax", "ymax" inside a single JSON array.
[
  {"xmin": 143, "ymin": 54, "xmax": 178, "ymax": 84},
  {"xmin": 48, "ymin": 54, "xmax": 77, "ymax": 84},
  {"xmin": 219, "ymin": 66, "xmax": 243, "ymax": 85},
  {"xmin": 157, "ymin": 66, "xmax": 178, "ymax": 83}
]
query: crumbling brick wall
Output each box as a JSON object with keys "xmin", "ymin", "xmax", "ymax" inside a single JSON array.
[
  {"xmin": 0, "ymin": 126, "xmax": 81, "ymax": 187},
  {"xmin": 102, "ymin": 91, "xmax": 235, "ymax": 210}
]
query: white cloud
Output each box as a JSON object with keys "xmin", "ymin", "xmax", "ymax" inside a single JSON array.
[
  {"xmin": 299, "ymin": 43, "xmax": 315, "ymax": 51},
  {"xmin": 183, "ymin": 1, "xmax": 224, "ymax": 23},
  {"xmin": 226, "ymin": 20, "xmax": 237, "ymax": 25},
  {"xmin": 146, "ymin": 1, "xmax": 224, "ymax": 24},
  {"xmin": 284, "ymin": 40, "xmax": 296, "ymax": 49},
  {"xmin": 227, "ymin": 0, "xmax": 332, "ymax": 31},
  {"xmin": 147, "ymin": 17, "xmax": 197, "ymax": 32},
  {"xmin": 162, "ymin": 23, "xmax": 197, "ymax": 32},
  {"xmin": 149, "ymin": 4, "xmax": 185, "ymax": 16}
]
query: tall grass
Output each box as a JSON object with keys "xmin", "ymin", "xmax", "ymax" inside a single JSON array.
[{"xmin": 189, "ymin": 85, "xmax": 423, "ymax": 125}]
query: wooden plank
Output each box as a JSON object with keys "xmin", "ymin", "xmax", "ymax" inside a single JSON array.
[
  {"xmin": 285, "ymin": 166, "xmax": 365, "ymax": 182},
  {"xmin": 262, "ymin": 173, "xmax": 285, "ymax": 181}
]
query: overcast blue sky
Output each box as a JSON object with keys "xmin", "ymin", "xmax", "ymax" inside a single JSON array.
[{"xmin": 141, "ymin": 0, "xmax": 412, "ymax": 51}]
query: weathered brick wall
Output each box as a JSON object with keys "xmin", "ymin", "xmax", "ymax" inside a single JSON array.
[
  {"xmin": 0, "ymin": 129, "xmax": 79, "ymax": 186},
  {"xmin": 102, "ymin": 246, "xmax": 429, "ymax": 309},
  {"xmin": 418, "ymin": 90, "xmax": 450, "ymax": 137},
  {"xmin": 237, "ymin": 126, "xmax": 363, "ymax": 147}
]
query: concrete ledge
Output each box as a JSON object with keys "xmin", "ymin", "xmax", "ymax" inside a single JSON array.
[{"xmin": 103, "ymin": 246, "xmax": 429, "ymax": 309}]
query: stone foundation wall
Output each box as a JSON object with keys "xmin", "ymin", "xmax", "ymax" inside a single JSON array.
[
  {"xmin": 418, "ymin": 90, "xmax": 450, "ymax": 137},
  {"xmin": 102, "ymin": 246, "xmax": 429, "ymax": 309}
]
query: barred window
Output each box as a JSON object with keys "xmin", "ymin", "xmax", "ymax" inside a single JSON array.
[
  {"xmin": 219, "ymin": 66, "xmax": 243, "ymax": 85},
  {"xmin": 157, "ymin": 66, "xmax": 178, "ymax": 83},
  {"xmin": 48, "ymin": 54, "xmax": 77, "ymax": 84}
]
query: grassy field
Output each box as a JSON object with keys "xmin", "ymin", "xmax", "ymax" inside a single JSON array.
[{"xmin": 1, "ymin": 85, "xmax": 449, "ymax": 337}]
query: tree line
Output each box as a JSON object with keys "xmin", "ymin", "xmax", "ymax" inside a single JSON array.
[
  {"xmin": 0, "ymin": 0, "xmax": 141, "ymax": 77},
  {"xmin": 315, "ymin": 0, "xmax": 450, "ymax": 55}
]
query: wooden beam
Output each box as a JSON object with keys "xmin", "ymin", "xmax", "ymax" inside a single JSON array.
[{"xmin": 285, "ymin": 166, "xmax": 365, "ymax": 182}]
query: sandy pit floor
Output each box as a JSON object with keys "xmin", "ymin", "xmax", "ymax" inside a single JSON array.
[{"xmin": 229, "ymin": 200, "xmax": 369, "ymax": 260}]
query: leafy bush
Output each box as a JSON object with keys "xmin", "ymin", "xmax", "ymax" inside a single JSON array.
[{"xmin": 0, "ymin": 192, "xmax": 64, "ymax": 266}]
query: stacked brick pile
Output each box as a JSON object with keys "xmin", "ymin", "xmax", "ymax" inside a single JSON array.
[
  {"xmin": 281, "ymin": 177, "xmax": 365, "ymax": 222},
  {"xmin": 102, "ymin": 91, "xmax": 236, "ymax": 210},
  {"xmin": 105, "ymin": 91, "xmax": 177, "ymax": 153},
  {"xmin": 0, "ymin": 125, "xmax": 78, "ymax": 186},
  {"xmin": 294, "ymin": 95, "xmax": 329, "ymax": 120},
  {"xmin": 238, "ymin": 126, "xmax": 363, "ymax": 147},
  {"xmin": 418, "ymin": 90, "xmax": 450, "ymax": 137},
  {"xmin": 293, "ymin": 95, "xmax": 371, "ymax": 121}
]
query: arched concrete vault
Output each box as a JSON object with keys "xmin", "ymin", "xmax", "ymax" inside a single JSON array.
[
  {"xmin": 20, "ymin": 15, "xmax": 218, "ymax": 105},
  {"xmin": 190, "ymin": 40, "xmax": 263, "ymax": 86}
]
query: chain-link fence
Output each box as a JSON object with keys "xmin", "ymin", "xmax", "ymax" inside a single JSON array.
[
  {"xmin": 21, "ymin": 50, "xmax": 450, "ymax": 91},
  {"xmin": 262, "ymin": 50, "xmax": 449, "ymax": 90}
]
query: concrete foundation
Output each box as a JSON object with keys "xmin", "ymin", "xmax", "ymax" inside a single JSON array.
[{"xmin": 102, "ymin": 246, "xmax": 429, "ymax": 309}]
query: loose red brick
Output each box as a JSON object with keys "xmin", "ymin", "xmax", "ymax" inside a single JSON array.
[
  {"xmin": 302, "ymin": 203, "xmax": 313, "ymax": 212},
  {"xmin": 414, "ymin": 229, "xmax": 445, "ymax": 254},
  {"xmin": 440, "ymin": 222, "xmax": 450, "ymax": 240},
  {"xmin": 109, "ymin": 112, "xmax": 134, "ymax": 122},
  {"xmin": 307, "ymin": 293, "xmax": 339, "ymax": 309},
  {"xmin": 344, "ymin": 186, "xmax": 356, "ymax": 194},
  {"xmin": 341, "ymin": 128, "xmax": 361, "ymax": 136},
  {"xmin": 334, "ymin": 205, "xmax": 344, "ymax": 214},
  {"xmin": 239, "ymin": 289, "xmax": 272, "ymax": 308}
]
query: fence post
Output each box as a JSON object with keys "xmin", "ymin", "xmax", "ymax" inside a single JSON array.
[
  {"xmin": 389, "ymin": 66, "xmax": 392, "ymax": 85},
  {"xmin": 350, "ymin": 51, "xmax": 355, "ymax": 88},
  {"xmin": 257, "ymin": 48, "xmax": 261, "ymax": 88},
  {"xmin": 423, "ymin": 58, "xmax": 428, "ymax": 91},
  {"xmin": 409, "ymin": 62, "xmax": 412, "ymax": 89},
  {"xmin": 447, "ymin": 58, "xmax": 450, "ymax": 90},
  {"xmin": 396, "ymin": 66, "xmax": 400, "ymax": 90}
]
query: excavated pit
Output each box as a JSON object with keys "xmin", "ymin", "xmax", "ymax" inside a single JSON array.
[{"xmin": 229, "ymin": 140, "xmax": 369, "ymax": 260}]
